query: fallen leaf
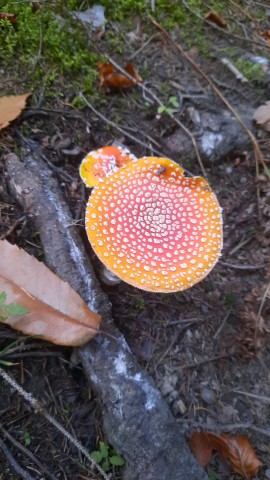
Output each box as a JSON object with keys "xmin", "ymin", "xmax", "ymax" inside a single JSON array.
[
  {"xmin": 190, "ymin": 432, "xmax": 261, "ymax": 479},
  {"xmin": 0, "ymin": 240, "xmax": 101, "ymax": 346},
  {"xmin": 0, "ymin": 93, "xmax": 31, "ymax": 131},
  {"xmin": 98, "ymin": 62, "xmax": 142, "ymax": 88},
  {"xmin": 0, "ymin": 12, "xmax": 16, "ymax": 23},
  {"xmin": 219, "ymin": 434, "xmax": 262, "ymax": 479},
  {"xmin": 253, "ymin": 101, "xmax": 270, "ymax": 132},
  {"xmin": 260, "ymin": 30, "xmax": 270, "ymax": 46},
  {"xmin": 189, "ymin": 432, "xmax": 213, "ymax": 467},
  {"xmin": 205, "ymin": 11, "xmax": 228, "ymax": 29}
]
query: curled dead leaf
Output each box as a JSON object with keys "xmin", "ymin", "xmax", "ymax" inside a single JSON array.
[
  {"xmin": 98, "ymin": 62, "xmax": 142, "ymax": 88},
  {"xmin": 0, "ymin": 12, "xmax": 16, "ymax": 23},
  {"xmin": 0, "ymin": 93, "xmax": 31, "ymax": 131},
  {"xmin": 260, "ymin": 30, "xmax": 270, "ymax": 47},
  {"xmin": 205, "ymin": 11, "xmax": 228, "ymax": 29},
  {"xmin": 0, "ymin": 240, "xmax": 101, "ymax": 346},
  {"xmin": 190, "ymin": 431, "xmax": 262, "ymax": 479},
  {"xmin": 189, "ymin": 432, "xmax": 213, "ymax": 468}
]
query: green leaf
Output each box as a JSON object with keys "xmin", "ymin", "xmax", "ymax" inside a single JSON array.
[
  {"xmin": 91, "ymin": 451, "xmax": 102, "ymax": 463},
  {"xmin": 169, "ymin": 96, "xmax": 180, "ymax": 108},
  {"xmin": 0, "ymin": 292, "xmax": 7, "ymax": 305},
  {"xmin": 157, "ymin": 105, "xmax": 166, "ymax": 114},
  {"xmin": 101, "ymin": 459, "xmax": 110, "ymax": 472},
  {"xmin": 24, "ymin": 431, "xmax": 31, "ymax": 447},
  {"xmin": 99, "ymin": 441, "xmax": 109, "ymax": 459},
  {"xmin": 4, "ymin": 303, "xmax": 29, "ymax": 316},
  {"xmin": 109, "ymin": 455, "xmax": 125, "ymax": 466},
  {"xmin": 0, "ymin": 359, "xmax": 15, "ymax": 366},
  {"xmin": 165, "ymin": 108, "xmax": 175, "ymax": 116}
]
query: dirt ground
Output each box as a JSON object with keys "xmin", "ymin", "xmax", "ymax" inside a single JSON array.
[{"xmin": 0, "ymin": 1, "xmax": 270, "ymax": 479}]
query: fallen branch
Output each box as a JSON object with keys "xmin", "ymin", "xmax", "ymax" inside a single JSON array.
[{"xmin": 5, "ymin": 144, "xmax": 207, "ymax": 480}]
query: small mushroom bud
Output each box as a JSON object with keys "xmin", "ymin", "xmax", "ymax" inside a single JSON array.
[{"xmin": 79, "ymin": 145, "xmax": 137, "ymax": 188}]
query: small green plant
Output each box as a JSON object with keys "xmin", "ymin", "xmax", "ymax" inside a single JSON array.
[
  {"xmin": 208, "ymin": 474, "xmax": 220, "ymax": 480},
  {"xmin": 91, "ymin": 441, "xmax": 125, "ymax": 472},
  {"xmin": 0, "ymin": 292, "xmax": 29, "ymax": 366},
  {"xmin": 24, "ymin": 430, "xmax": 31, "ymax": 447},
  {"xmin": 134, "ymin": 297, "xmax": 145, "ymax": 311},
  {"xmin": 225, "ymin": 292, "xmax": 235, "ymax": 307},
  {"xmin": 157, "ymin": 96, "xmax": 180, "ymax": 116},
  {"xmin": 0, "ymin": 292, "xmax": 28, "ymax": 321}
]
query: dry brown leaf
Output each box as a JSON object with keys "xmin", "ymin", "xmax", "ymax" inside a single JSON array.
[
  {"xmin": 98, "ymin": 62, "xmax": 143, "ymax": 88},
  {"xmin": 0, "ymin": 93, "xmax": 31, "ymax": 131},
  {"xmin": 0, "ymin": 240, "xmax": 101, "ymax": 346},
  {"xmin": 218, "ymin": 434, "xmax": 262, "ymax": 479},
  {"xmin": 253, "ymin": 101, "xmax": 270, "ymax": 132},
  {"xmin": 205, "ymin": 11, "xmax": 228, "ymax": 29},
  {"xmin": 0, "ymin": 12, "xmax": 16, "ymax": 23},
  {"xmin": 189, "ymin": 432, "xmax": 213, "ymax": 467},
  {"xmin": 260, "ymin": 30, "xmax": 270, "ymax": 46},
  {"xmin": 190, "ymin": 432, "xmax": 261, "ymax": 479}
]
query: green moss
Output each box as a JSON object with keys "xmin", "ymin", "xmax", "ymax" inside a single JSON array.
[
  {"xmin": 0, "ymin": 3, "xmax": 99, "ymax": 95},
  {"xmin": 234, "ymin": 58, "xmax": 265, "ymax": 83}
]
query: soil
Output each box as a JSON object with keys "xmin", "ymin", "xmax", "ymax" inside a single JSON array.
[{"xmin": 0, "ymin": 2, "xmax": 270, "ymax": 480}]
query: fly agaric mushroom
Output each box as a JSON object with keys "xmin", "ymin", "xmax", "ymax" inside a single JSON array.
[
  {"xmin": 85, "ymin": 157, "xmax": 222, "ymax": 292},
  {"xmin": 79, "ymin": 145, "xmax": 137, "ymax": 188}
]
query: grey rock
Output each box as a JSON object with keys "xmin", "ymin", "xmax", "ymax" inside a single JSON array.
[{"xmin": 163, "ymin": 109, "xmax": 253, "ymax": 166}]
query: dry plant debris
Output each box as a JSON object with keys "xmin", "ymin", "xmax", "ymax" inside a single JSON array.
[
  {"xmin": 204, "ymin": 11, "xmax": 228, "ymax": 29},
  {"xmin": 0, "ymin": 12, "xmax": 16, "ymax": 23},
  {"xmin": 259, "ymin": 30, "xmax": 270, "ymax": 47},
  {"xmin": 0, "ymin": 240, "xmax": 101, "ymax": 345},
  {"xmin": 0, "ymin": 93, "xmax": 31, "ymax": 130},
  {"xmin": 190, "ymin": 431, "xmax": 262, "ymax": 479},
  {"xmin": 238, "ymin": 279, "xmax": 270, "ymax": 356},
  {"xmin": 253, "ymin": 101, "xmax": 270, "ymax": 132},
  {"xmin": 98, "ymin": 62, "xmax": 143, "ymax": 88}
]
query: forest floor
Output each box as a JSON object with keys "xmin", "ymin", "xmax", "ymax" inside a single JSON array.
[{"xmin": 0, "ymin": 1, "xmax": 270, "ymax": 479}]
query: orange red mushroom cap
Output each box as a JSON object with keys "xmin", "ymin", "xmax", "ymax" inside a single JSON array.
[
  {"xmin": 85, "ymin": 156, "xmax": 223, "ymax": 293},
  {"xmin": 79, "ymin": 145, "xmax": 137, "ymax": 188}
]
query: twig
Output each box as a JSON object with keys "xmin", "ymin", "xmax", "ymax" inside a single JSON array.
[
  {"xmin": 255, "ymin": 280, "xmax": 270, "ymax": 354},
  {"xmin": 155, "ymin": 330, "xmax": 183, "ymax": 368},
  {"xmin": 172, "ymin": 353, "xmax": 231, "ymax": 372},
  {"xmin": 220, "ymin": 58, "xmax": 248, "ymax": 83},
  {"xmin": 221, "ymin": 423, "xmax": 270, "ymax": 437},
  {"xmin": 219, "ymin": 260, "xmax": 267, "ymax": 271},
  {"xmin": 148, "ymin": 14, "xmax": 270, "ymax": 182},
  {"xmin": 182, "ymin": 0, "xmax": 268, "ymax": 50},
  {"xmin": 79, "ymin": 92, "xmax": 165, "ymax": 157},
  {"xmin": 213, "ymin": 309, "xmax": 232, "ymax": 339},
  {"xmin": 178, "ymin": 419, "xmax": 270, "ymax": 438},
  {"xmin": 228, "ymin": 234, "xmax": 254, "ymax": 256},
  {"xmin": 0, "ymin": 424, "xmax": 58, "ymax": 480},
  {"xmin": 232, "ymin": 390, "xmax": 270, "ymax": 404},
  {"xmin": 0, "ymin": 215, "xmax": 26, "ymax": 241},
  {"xmin": 0, "ymin": 437, "xmax": 36, "ymax": 480},
  {"xmin": 0, "ymin": 366, "xmax": 111, "ymax": 480},
  {"xmin": 129, "ymin": 33, "xmax": 159, "ymax": 60},
  {"xmin": 105, "ymin": 55, "xmax": 207, "ymax": 178}
]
